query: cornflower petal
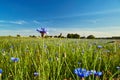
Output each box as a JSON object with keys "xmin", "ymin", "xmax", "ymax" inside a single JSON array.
[
  {"xmin": 96, "ymin": 72, "xmax": 102, "ymax": 76},
  {"xmin": 11, "ymin": 57, "xmax": 19, "ymax": 62},
  {"xmin": 0, "ymin": 69, "xmax": 2, "ymax": 74},
  {"xmin": 34, "ymin": 72, "xmax": 39, "ymax": 76}
]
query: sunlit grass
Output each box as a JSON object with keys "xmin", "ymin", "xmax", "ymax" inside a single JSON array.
[{"xmin": 0, "ymin": 37, "xmax": 120, "ymax": 80}]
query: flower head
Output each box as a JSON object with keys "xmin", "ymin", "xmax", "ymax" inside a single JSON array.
[
  {"xmin": 95, "ymin": 71, "xmax": 102, "ymax": 76},
  {"xmin": 116, "ymin": 66, "xmax": 120, "ymax": 70},
  {"xmin": 90, "ymin": 70, "xmax": 96, "ymax": 74},
  {"xmin": 0, "ymin": 69, "xmax": 2, "ymax": 74},
  {"xmin": 36, "ymin": 27, "xmax": 47, "ymax": 34},
  {"xmin": 34, "ymin": 72, "xmax": 39, "ymax": 76},
  {"xmin": 11, "ymin": 57, "xmax": 19, "ymax": 62},
  {"xmin": 90, "ymin": 70, "xmax": 102, "ymax": 76},
  {"xmin": 74, "ymin": 68, "xmax": 89, "ymax": 78},
  {"xmin": 97, "ymin": 45, "xmax": 102, "ymax": 49},
  {"xmin": 74, "ymin": 68, "xmax": 102, "ymax": 78}
]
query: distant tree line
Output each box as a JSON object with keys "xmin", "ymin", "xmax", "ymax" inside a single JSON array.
[
  {"xmin": 15, "ymin": 34, "xmax": 120, "ymax": 39},
  {"xmin": 67, "ymin": 33, "xmax": 80, "ymax": 39}
]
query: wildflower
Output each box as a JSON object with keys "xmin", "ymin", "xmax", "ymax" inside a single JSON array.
[
  {"xmin": 36, "ymin": 27, "xmax": 47, "ymax": 37},
  {"xmin": 97, "ymin": 45, "xmax": 102, "ymax": 49},
  {"xmin": 0, "ymin": 69, "xmax": 2, "ymax": 74},
  {"xmin": 34, "ymin": 72, "xmax": 39, "ymax": 76},
  {"xmin": 116, "ymin": 66, "xmax": 120, "ymax": 70},
  {"xmin": 74, "ymin": 68, "xmax": 86, "ymax": 74},
  {"xmin": 74, "ymin": 68, "xmax": 89, "ymax": 78},
  {"xmin": 11, "ymin": 57, "xmax": 19, "ymax": 62},
  {"xmin": 95, "ymin": 71, "xmax": 102, "ymax": 76},
  {"xmin": 0, "ymin": 69, "xmax": 2, "ymax": 78},
  {"xmin": 89, "ymin": 70, "xmax": 96, "ymax": 75},
  {"xmin": 90, "ymin": 70, "xmax": 102, "ymax": 76},
  {"xmin": 74, "ymin": 68, "xmax": 103, "ymax": 79}
]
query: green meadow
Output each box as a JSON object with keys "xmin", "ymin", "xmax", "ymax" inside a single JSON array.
[{"xmin": 0, "ymin": 37, "xmax": 120, "ymax": 80}]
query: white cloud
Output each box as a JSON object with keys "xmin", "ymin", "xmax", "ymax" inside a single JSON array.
[
  {"xmin": 33, "ymin": 20, "xmax": 41, "ymax": 24},
  {"xmin": 0, "ymin": 29, "xmax": 39, "ymax": 36},
  {"xmin": 9, "ymin": 20, "xmax": 27, "ymax": 25},
  {"xmin": 0, "ymin": 20, "xmax": 27, "ymax": 25},
  {"xmin": 47, "ymin": 9, "xmax": 120, "ymax": 20}
]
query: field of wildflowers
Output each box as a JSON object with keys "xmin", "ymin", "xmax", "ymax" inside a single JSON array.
[{"xmin": 0, "ymin": 37, "xmax": 120, "ymax": 80}]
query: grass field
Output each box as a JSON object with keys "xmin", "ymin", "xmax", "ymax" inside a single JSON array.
[{"xmin": 0, "ymin": 37, "xmax": 120, "ymax": 80}]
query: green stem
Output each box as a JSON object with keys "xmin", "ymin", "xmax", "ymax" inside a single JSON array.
[
  {"xmin": 0, "ymin": 74, "xmax": 2, "ymax": 80},
  {"xmin": 15, "ymin": 63, "xmax": 17, "ymax": 80},
  {"xmin": 81, "ymin": 77, "xmax": 84, "ymax": 80}
]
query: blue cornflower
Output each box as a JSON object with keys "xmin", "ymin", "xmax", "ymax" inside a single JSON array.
[
  {"xmin": 74, "ymin": 68, "xmax": 89, "ymax": 78},
  {"xmin": 34, "ymin": 72, "xmax": 39, "ymax": 76},
  {"xmin": 95, "ymin": 71, "xmax": 102, "ymax": 76},
  {"xmin": 36, "ymin": 28, "xmax": 47, "ymax": 34},
  {"xmin": 90, "ymin": 70, "xmax": 102, "ymax": 76},
  {"xmin": 74, "ymin": 68, "xmax": 86, "ymax": 74},
  {"xmin": 97, "ymin": 45, "xmax": 102, "ymax": 49},
  {"xmin": 36, "ymin": 27, "xmax": 47, "ymax": 37},
  {"xmin": 89, "ymin": 70, "xmax": 97, "ymax": 75},
  {"xmin": 11, "ymin": 57, "xmax": 19, "ymax": 62},
  {"xmin": 0, "ymin": 69, "xmax": 2, "ymax": 74}
]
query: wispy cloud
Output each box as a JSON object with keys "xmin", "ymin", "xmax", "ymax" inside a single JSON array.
[
  {"xmin": 33, "ymin": 20, "xmax": 52, "ymax": 24},
  {"xmin": 0, "ymin": 29, "xmax": 38, "ymax": 36},
  {"xmin": 0, "ymin": 20, "xmax": 27, "ymax": 25},
  {"xmin": 46, "ymin": 9, "xmax": 120, "ymax": 20},
  {"xmin": 0, "ymin": 20, "xmax": 5, "ymax": 23},
  {"xmin": 9, "ymin": 20, "xmax": 27, "ymax": 25},
  {"xmin": 78, "ymin": 9, "xmax": 120, "ymax": 16},
  {"xmin": 33, "ymin": 20, "xmax": 41, "ymax": 24}
]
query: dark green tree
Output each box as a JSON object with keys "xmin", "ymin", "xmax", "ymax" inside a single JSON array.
[
  {"xmin": 87, "ymin": 35, "xmax": 95, "ymax": 39},
  {"xmin": 67, "ymin": 33, "xmax": 80, "ymax": 39},
  {"xmin": 17, "ymin": 34, "xmax": 21, "ymax": 37}
]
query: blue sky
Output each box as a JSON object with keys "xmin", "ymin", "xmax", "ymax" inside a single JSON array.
[{"xmin": 0, "ymin": 0, "xmax": 120, "ymax": 37}]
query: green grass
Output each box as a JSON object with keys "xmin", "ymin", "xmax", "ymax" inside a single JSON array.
[{"xmin": 0, "ymin": 37, "xmax": 120, "ymax": 80}]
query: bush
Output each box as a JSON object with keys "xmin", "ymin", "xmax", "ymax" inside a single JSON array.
[{"xmin": 87, "ymin": 35, "xmax": 95, "ymax": 39}]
